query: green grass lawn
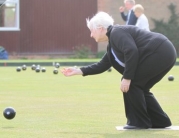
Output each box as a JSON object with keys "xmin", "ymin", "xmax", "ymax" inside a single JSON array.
[
  {"xmin": 0, "ymin": 59, "xmax": 101, "ymax": 63},
  {"xmin": 0, "ymin": 65, "xmax": 179, "ymax": 138}
]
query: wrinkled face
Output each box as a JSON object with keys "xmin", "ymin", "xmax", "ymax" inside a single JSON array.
[
  {"xmin": 125, "ymin": 2, "xmax": 133, "ymax": 10},
  {"xmin": 90, "ymin": 27, "xmax": 107, "ymax": 42}
]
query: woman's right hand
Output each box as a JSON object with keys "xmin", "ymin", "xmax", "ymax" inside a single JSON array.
[{"xmin": 61, "ymin": 67, "xmax": 83, "ymax": 76}]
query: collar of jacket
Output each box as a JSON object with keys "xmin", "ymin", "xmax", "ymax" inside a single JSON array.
[{"xmin": 106, "ymin": 25, "xmax": 113, "ymax": 38}]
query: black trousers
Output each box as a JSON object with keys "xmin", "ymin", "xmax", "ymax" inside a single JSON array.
[{"xmin": 114, "ymin": 40, "xmax": 177, "ymax": 128}]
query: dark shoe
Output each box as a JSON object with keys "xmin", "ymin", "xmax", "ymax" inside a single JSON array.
[
  {"xmin": 152, "ymin": 126, "xmax": 167, "ymax": 128},
  {"xmin": 123, "ymin": 125, "xmax": 147, "ymax": 129}
]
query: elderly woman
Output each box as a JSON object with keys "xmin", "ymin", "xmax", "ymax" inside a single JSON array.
[{"xmin": 61, "ymin": 12, "xmax": 177, "ymax": 129}]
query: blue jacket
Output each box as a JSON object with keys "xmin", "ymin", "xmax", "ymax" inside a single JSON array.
[{"xmin": 121, "ymin": 10, "xmax": 137, "ymax": 25}]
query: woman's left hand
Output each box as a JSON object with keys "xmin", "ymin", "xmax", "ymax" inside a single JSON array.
[{"xmin": 120, "ymin": 78, "xmax": 131, "ymax": 93}]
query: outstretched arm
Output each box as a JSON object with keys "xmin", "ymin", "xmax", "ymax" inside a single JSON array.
[{"xmin": 61, "ymin": 53, "xmax": 111, "ymax": 77}]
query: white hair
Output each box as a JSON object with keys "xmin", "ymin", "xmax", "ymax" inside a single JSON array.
[
  {"xmin": 124, "ymin": 0, "xmax": 135, "ymax": 4},
  {"xmin": 86, "ymin": 12, "xmax": 114, "ymax": 30}
]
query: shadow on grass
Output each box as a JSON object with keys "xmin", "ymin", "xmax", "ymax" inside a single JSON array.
[
  {"xmin": 2, "ymin": 127, "xmax": 15, "ymax": 129},
  {"xmin": 104, "ymin": 130, "xmax": 179, "ymax": 138},
  {"xmin": 59, "ymin": 130, "xmax": 179, "ymax": 138}
]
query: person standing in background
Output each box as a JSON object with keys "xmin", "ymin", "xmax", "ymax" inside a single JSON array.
[
  {"xmin": 133, "ymin": 4, "xmax": 150, "ymax": 31},
  {"xmin": 119, "ymin": 0, "xmax": 137, "ymax": 25}
]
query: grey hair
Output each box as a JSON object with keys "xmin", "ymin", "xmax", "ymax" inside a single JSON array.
[
  {"xmin": 124, "ymin": 0, "xmax": 135, "ymax": 4},
  {"xmin": 86, "ymin": 11, "xmax": 114, "ymax": 30}
]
